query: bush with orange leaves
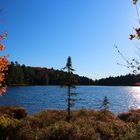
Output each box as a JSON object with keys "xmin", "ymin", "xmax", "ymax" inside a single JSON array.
[{"xmin": 0, "ymin": 32, "xmax": 9, "ymax": 96}]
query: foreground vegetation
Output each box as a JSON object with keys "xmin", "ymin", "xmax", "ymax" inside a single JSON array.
[{"xmin": 1, "ymin": 106, "xmax": 140, "ymax": 140}]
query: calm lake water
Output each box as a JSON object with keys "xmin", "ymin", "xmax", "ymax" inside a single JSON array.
[{"xmin": 0, "ymin": 86, "xmax": 140, "ymax": 115}]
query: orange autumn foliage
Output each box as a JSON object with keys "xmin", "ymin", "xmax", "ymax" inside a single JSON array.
[{"xmin": 0, "ymin": 32, "xmax": 9, "ymax": 96}]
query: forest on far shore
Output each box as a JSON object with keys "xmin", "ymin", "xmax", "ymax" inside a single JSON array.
[
  {"xmin": 6, "ymin": 61, "xmax": 93, "ymax": 86},
  {"xmin": 5, "ymin": 61, "xmax": 140, "ymax": 86}
]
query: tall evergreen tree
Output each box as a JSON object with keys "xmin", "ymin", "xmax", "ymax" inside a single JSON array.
[{"xmin": 63, "ymin": 56, "xmax": 77, "ymax": 121}]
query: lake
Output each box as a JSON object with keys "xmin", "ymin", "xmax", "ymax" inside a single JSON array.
[{"xmin": 0, "ymin": 86, "xmax": 140, "ymax": 115}]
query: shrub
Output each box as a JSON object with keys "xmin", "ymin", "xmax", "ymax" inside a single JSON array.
[
  {"xmin": 0, "ymin": 106, "xmax": 27, "ymax": 119},
  {"xmin": 34, "ymin": 110, "xmax": 67, "ymax": 126},
  {"xmin": 46, "ymin": 121, "xmax": 74, "ymax": 140},
  {"xmin": 1, "ymin": 107, "xmax": 140, "ymax": 139},
  {"xmin": 118, "ymin": 109, "xmax": 140, "ymax": 123},
  {"xmin": 0, "ymin": 115, "xmax": 20, "ymax": 140}
]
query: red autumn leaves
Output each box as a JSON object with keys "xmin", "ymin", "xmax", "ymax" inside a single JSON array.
[{"xmin": 0, "ymin": 32, "xmax": 9, "ymax": 96}]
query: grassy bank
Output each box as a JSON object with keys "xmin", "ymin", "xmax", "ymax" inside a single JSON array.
[{"xmin": 0, "ymin": 106, "xmax": 140, "ymax": 140}]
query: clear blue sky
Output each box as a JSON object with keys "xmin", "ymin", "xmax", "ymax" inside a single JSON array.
[{"xmin": 0, "ymin": 0, "xmax": 139, "ymax": 79}]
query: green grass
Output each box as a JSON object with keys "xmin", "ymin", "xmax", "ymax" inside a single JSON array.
[{"xmin": 0, "ymin": 107, "xmax": 140, "ymax": 140}]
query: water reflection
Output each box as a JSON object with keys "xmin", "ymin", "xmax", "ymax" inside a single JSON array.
[{"xmin": 128, "ymin": 87, "xmax": 140, "ymax": 109}]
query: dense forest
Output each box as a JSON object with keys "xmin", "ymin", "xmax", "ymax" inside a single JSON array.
[
  {"xmin": 5, "ymin": 61, "xmax": 140, "ymax": 86},
  {"xmin": 6, "ymin": 61, "xmax": 94, "ymax": 86},
  {"xmin": 94, "ymin": 74, "xmax": 140, "ymax": 86}
]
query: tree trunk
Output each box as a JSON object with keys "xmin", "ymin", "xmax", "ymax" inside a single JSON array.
[{"xmin": 67, "ymin": 85, "xmax": 71, "ymax": 121}]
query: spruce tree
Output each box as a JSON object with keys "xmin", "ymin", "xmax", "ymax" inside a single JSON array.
[
  {"xmin": 102, "ymin": 96, "xmax": 109, "ymax": 111},
  {"xmin": 62, "ymin": 56, "xmax": 76, "ymax": 121}
]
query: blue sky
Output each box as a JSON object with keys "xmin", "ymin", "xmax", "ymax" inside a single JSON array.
[{"xmin": 0, "ymin": 0, "xmax": 139, "ymax": 79}]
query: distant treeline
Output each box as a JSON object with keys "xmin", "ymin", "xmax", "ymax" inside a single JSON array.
[
  {"xmin": 5, "ymin": 61, "xmax": 140, "ymax": 86},
  {"xmin": 94, "ymin": 74, "xmax": 140, "ymax": 86},
  {"xmin": 6, "ymin": 61, "xmax": 94, "ymax": 86}
]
